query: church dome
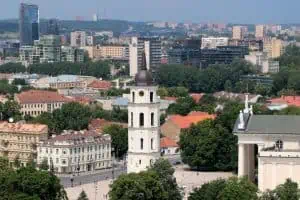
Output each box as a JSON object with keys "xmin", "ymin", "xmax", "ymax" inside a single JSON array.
[{"xmin": 135, "ymin": 70, "xmax": 153, "ymax": 86}]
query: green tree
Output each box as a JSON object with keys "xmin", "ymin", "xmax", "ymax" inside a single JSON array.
[
  {"xmin": 224, "ymin": 80, "xmax": 233, "ymax": 92},
  {"xmin": 0, "ymin": 79, "xmax": 18, "ymax": 95},
  {"xmin": 180, "ymin": 119, "xmax": 237, "ymax": 170},
  {"xmin": 52, "ymin": 102, "xmax": 92, "ymax": 133},
  {"xmin": 218, "ymin": 177, "xmax": 258, "ymax": 200},
  {"xmin": 149, "ymin": 159, "xmax": 182, "ymax": 200},
  {"xmin": 168, "ymin": 96, "xmax": 196, "ymax": 116},
  {"xmin": 3, "ymin": 100, "xmax": 22, "ymax": 121},
  {"xmin": 0, "ymin": 159, "xmax": 68, "ymax": 200},
  {"xmin": 157, "ymin": 87, "xmax": 169, "ymax": 98},
  {"xmin": 39, "ymin": 158, "xmax": 49, "ymax": 171},
  {"xmin": 278, "ymin": 106, "xmax": 300, "ymax": 115},
  {"xmin": 0, "ymin": 63, "xmax": 26, "ymax": 73},
  {"xmin": 109, "ymin": 171, "xmax": 168, "ymax": 200},
  {"xmin": 14, "ymin": 155, "xmax": 21, "ymax": 168},
  {"xmin": 109, "ymin": 159, "xmax": 181, "ymax": 200},
  {"xmin": 188, "ymin": 179, "xmax": 226, "ymax": 200},
  {"xmin": 77, "ymin": 190, "xmax": 89, "ymax": 200},
  {"xmin": 168, "ymin": 87, "xmax": 189, "ymax": 97},
  {"xmin": 273, "ymin": 179, "xmax": 300, "ymax": 200},
  {"xmin": 103, "ymin": 125, "xmax": 128, "ymax": 159},
  {"xmin": 12, "ymin": 78, "xmax": 27, "ymax": 85}
]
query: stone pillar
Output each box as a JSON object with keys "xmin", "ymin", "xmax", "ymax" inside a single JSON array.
[
  {"xmin": 258, "ymin": 158, "xmax": 264, "ymax": 191},
  {"xmin": 238, "ymin": 143, "xmax": 246, "ymax": 177},
  {"xmin": 248, "ymin": 144, "xmax": 255, "ymax": 181}
]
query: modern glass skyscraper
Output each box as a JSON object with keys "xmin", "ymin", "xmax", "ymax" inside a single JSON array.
[
  {"xmin": 19, "ymin": 3, "xmax": 39, "ymax": 45},
  {"xmin": 47, "ymin": 19, "xmax": 60, "ymax": 35}
]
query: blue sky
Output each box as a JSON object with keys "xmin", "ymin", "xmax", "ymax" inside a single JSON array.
[{"xmin": 1, "ymin": 0, "xmax": 299, "ymax": 23}]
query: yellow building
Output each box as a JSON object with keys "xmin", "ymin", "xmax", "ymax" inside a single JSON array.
[
  {"xmin": 0, "ymin": 122, "xmax": 48, "ymax": 167},
  {"xmin": 263, "ymin": 37, "xmax": 283, "ymax": 58},
  {"xmin": 86, "ymin": 45, "xmax": 128, "ymax": 60}
]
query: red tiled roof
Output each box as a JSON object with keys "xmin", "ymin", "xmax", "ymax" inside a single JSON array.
[
  {"xmin": 169, "ymin": 111, "xmax": 216, "ymax": 129},
  {"xmin": 160, "ymin": 137, "xmax": 178, "ymax": 148},
  {"xmin": 269, "ymin": 96, "xmax": 300, "ymax": 107},
  {"xmin": 190, "ymin": 93, "xmax": 205, "ymax": 103},
  {"xmin": 87, "ymin": 80, "xmax": 112, "ymax": 90},
  {"xmin": 16, "ymin": 90, "xmax": 72, "ymax": 104},
  {"xmin": 69, "ymin": 96, "xmax": 93, "ymax": 105},
  {"xmin": 163, "ymin": 96, "xmax": 178, "ymax": 101},
  {"xmin": 0, "ymin": 121, "xmax": 48, "ymax": 134}
]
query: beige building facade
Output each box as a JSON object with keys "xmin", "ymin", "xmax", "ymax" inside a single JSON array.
[
  {"xmin": 37, "ymin": 130, "xmax": 112, "ymax": 173},
  {"xmin": 255, "ymin": 25, "xmax": 266, "ymax": 39},
  {"xmin": 263, "ymin": 37, "xmax": 283, "ymax": 59},
  {"xmin": 87, "ymin": 45, "xmax": 128, "ymax": 60},
  {"xmin": 232, "ymin": 26, "xmax": 244, "ymax": 40},
  {"xmin": 15, "ymin": 90, "xmax": 72, "ymax": 117},
  {"xmin": 0, "ymin": 122, "xmax": 48, "ymax": 167}
]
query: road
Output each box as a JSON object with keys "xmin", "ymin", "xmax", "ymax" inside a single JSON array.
[
  {"xmin": 60, "ymin": 167, "xmax": 125, "ymax": 188},
  {"xmin": 60, "ymin": 155, "xmax": 181, "ymax": 188}
]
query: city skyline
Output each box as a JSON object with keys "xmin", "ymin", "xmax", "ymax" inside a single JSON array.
[{"xmin": 1, "ymin": 0, "xmax": 299, "ymax": 24}]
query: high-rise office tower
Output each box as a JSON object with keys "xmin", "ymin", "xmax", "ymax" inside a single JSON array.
[
  {"xmin": 19, "ymin": 3, "xmax": 39, "ymax": 45},
  {"xmin": 47, "ymin": 19, "xmax": 60, "ymax": 35},
  {"xmin": 129, "ymin": 37, "xmax": 162, "ymax": 77}
]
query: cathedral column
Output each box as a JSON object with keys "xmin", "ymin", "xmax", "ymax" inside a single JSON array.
[
  {"xmin": 238, "ymin": 143, "xmax": 247, "ymax": 177},
  {"xmin": 248, "ymin": 144, "xmax": 255, "ymax": 181}
]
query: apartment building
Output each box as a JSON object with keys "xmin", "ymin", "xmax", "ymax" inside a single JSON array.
[
  {"xmin": 263, "ymin": 37, "xmax": 283, "ymax": 59},
  {"xmin": 255, "ymin": 25, "xmax": 266, "ymax": 39},
  {"xmin": 70, "ymin": 31, "xmax": 86, "ymax": 47},
  {"xmin": 232, "ymin": 26, "xmax": 246, "ymax": 40},
  {"xmin": 129, "ymin": 37, "xmax": 162, "ymax": 76},
  {"xmin": 201, "ymin": 37, "xmax": 229, "ymax": 49},
  {"xmin": 37, "ymin": 130, "xmax": 112, "ymax": 173},
  {"xmin": 0, "ymin": 122, "xmax": 48, "ymax": 167},
  {"xmin": 92, "ymin": 45, "xmax": 129, "ymax": 60},
  {"xmin": 15, "ymin": 90, "xmax": 72, "ymax": 117}
]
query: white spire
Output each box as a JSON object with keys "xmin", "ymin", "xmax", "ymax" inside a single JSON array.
[
  {"xmin": 238, "ymin": 110, "xmax": 245, "ymax": 130},
  {"xmin": 249, "ymin": 105, "xmax": 253, "ymax": 115}
]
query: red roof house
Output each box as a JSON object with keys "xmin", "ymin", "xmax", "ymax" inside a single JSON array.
[{"xmin": 160, "ymin": 111, "xmax": 216, "ymax": 142}]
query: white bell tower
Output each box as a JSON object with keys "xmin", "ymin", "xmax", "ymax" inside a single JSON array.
[{"xmin": 127, "ymin": 53, "xmax": 160, "ymax": 173}]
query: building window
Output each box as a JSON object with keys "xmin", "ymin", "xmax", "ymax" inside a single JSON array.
[
  {"xmin": 150, "ymin": 92, "xmax": 154, "ymax": 103},
  {"xmin": 132, "ymin": 92, "xmax": 135, "ymax": 103},
  {"xmin": 139, "ymin": 160, "xmax": 142, "ymax": 165},
  {"xmin": 151, "ymin": 113, "xmax": 154, "ymax": 126},
  {"xmin": 275, "ymin": 140, "xmax": 283, "ymax": 150},
  {"xmin": 56, "ymin": 158, "xmax": 59, "ymax": 164},
  {"xmin": 151, "ymin": 138, "xmax": 154, "ymax": 150},
  {"xmin": 131, "ymin": 112, "xmax": 134, "ymax": 127},
  {"xmin": 140, "ymin": 138, "xmax": 144, "ymax": 150},
  {"xmin": 139, "ymin": 113, "xmax": 144, "ymax": 127},
  {"xmin": 62, "ymin": 159, "xmax": 66, "ymax": 164},
  {"xmin": 56, "ymin": 149, "xmax": 59, "ymax": 154}
]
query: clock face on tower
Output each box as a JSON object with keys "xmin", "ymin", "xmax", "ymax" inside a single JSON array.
[{"xmin": 139, "ymin": 91, "xmax": 144, "ymax": 97}]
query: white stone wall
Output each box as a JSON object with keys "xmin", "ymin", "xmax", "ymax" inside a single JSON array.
[
  {"xmin": 259, "ymin": 157, "xmax": 300, "ymax": 191},
  {"xmin": 37, "ymin": 142, "xmax": 111, "ymax": 173}
]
